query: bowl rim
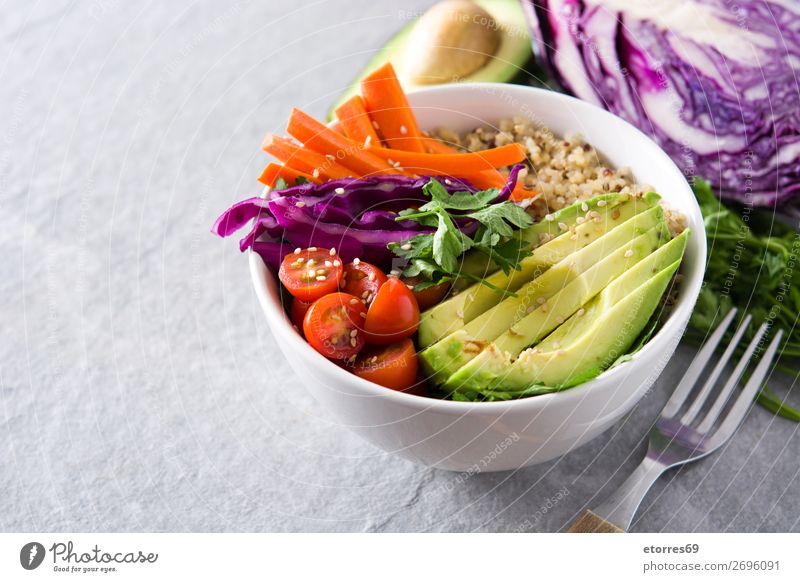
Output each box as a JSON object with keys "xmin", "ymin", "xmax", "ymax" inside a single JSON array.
[{"xmin": 250, "ymin": 82, "xmax": 707, "ymax": 411}]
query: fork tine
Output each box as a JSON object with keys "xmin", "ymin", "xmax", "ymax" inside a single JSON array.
[
  {"xmin": 705, "ymin": 328, "xmax": 783, "ymax": 443},
  {"xmin": 681, "ymin": 314, "xmax": 752, "ymax": 425},
  {"xmin": 661, "ymin": 307, "xmax": 738, "ymax": 418},
  {"xmin": 695, "ymin": 322, "xmax": 768, "ymax": 433}
]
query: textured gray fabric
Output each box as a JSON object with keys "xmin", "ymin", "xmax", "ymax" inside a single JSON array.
[{"xmin": 1, "ymin": 0, "xmax": 797, "ymax": 533}]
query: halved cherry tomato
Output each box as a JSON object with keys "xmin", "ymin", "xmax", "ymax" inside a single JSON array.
[
  {"xmin": 290, "ymin": 298, "xmax": 313, "ymax": 331},
  {"xmin": 353, "ymin": 339, "xmax": 418, "ymax": 391},
  {"xmin": 303, "ymin": 292, "xmax": 366, "ymax": 360},
  {"xmin": 401, "ymin": 275, "xmax": 451, "ymax": 311},
  {"xmin": 340, "ymin": 261, "xmax": 387, "ymax": 304},
  {"xmin": 363, "ymin": 277, "xmax": 420, "ymax": 344},
  {"xmin": 279, "ymin": 247, "xmax": 343, "ymax": 302}
]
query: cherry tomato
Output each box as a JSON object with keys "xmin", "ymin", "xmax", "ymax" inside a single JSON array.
[
  {"xmin": 340, "ymin": 261, "xmax": 387, "ymax": 304},
  {"xmin": 401, "ymin": 275, "xmax": 451, "ymax": 311},
  {"xmin": 290, "ymin": 298, "xmax": 313, "ymax": 332},
  {"xmin": 353, "ymin": 339, "xmax": 418, "ymax": 391},
  {"xmin": 279, "ymin": 247, "xmax": 343, "ymax": 302},
  {"xmin": 303, "ymin": 292, "xmax": 367, "ymax": 360},
  {"xmin": 363, "ymin": 277, "xmax": 420, "ymax": 344}
]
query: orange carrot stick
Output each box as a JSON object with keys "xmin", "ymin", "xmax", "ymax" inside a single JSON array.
[
  {"xmin": 366, "ymin": 142, "xmax": 526, "ymax": 174},
  {"xmin": 420, "ymin": 135, "xmax": 458, "ymax": 154},
  {"xmin": 335, "ymin": 95, "xmax": 381, "ymax": 145},
  {"xmin": 360, "ymin": 62, "xmax": 426, "ymax": 152},
  {"xmin": 258, "ymin": 163, "xmax": 318, "ymax": 187},
  {"xmin": 262, "ymin": 134, "xmax": 352, "ymax": 180},
  {"xmin": 287, "ymin": 108, "xmax": 399, "ymax": 176}
]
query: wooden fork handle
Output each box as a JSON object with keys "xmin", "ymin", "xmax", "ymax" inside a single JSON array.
[{"xmin": 567, "ymin": 510, "xmax": 624, "ymax": 533}]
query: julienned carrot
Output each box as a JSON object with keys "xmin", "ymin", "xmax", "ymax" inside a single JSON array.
[
  {"xmin": 258, "ymin": 163, "xmax": 318, "ymax": 187},
  {"xmin": 335, "ymin": 95, "xmax": 380, "ymax": 145},
  {"xmin": 366, "ymin": 142, "xmax": 526, "ymax": 174},
  {"xmin": 360, "ymin": 63, "xmax": 426, "ymax": 153},
  {"xmin": 420, "ymin": 135, "xmax": 457, "ymax": 154},
  {"xmin": 262, "ymin": 134, "xmax": 352, "ymax": 180},
  {"xmin": 287, "ymin": 108, "xmax": 399, "ymax": 176}
]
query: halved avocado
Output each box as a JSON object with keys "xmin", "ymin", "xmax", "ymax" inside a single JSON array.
[
  {"xmin": 420, "ymin": 205, "xmax": 666, "ymax": 383},
  {"xmin": 327, "ymin": 0, "xmax": 533, "ymax": 120},
  {"xmin": 450, "ymin": 230, "xmax": 689, "ymax": 397}
]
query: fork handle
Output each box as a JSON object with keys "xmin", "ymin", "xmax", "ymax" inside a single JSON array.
[
  {"xmin": 567, "ymin": 510, "xmax": 623, "ymax": 533},
  {"xmin": 568, "ymin": 456, "xmax": 665, "ymax": 533}
]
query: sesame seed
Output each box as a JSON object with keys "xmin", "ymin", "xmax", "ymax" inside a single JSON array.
[
  {"xmin": 362, "ymin": 291, "xmax": 369, "ymax": 299},
  {"xmin": 349, "ymin": 298, "xmax": 359, "ymax": 305},
  {"xmin": 536, "ymin": 297, "xmax": 546, "ymax": 305},
  {"xmin": 294, "ymin": 248, "xmax": 301, "ymax": 254},
  {"xmin": 371, "ymin": 356, "xmax": 378, "ymax": 364},
  {"xmin": 392, "ymin": 161, "xmax": 401, "ymax": 168},
  {"xmin": 597, "ymin": 200, "xmax": 607, "ymax": 207},
  {"xmin": 316, "ymin": 269, "xmax": 326, "ymax": 275},
  {"xmin": 624, "ymin": 249, "xmax": 634, "ymax": 258},
  {"xmin": 401, "ymin": 243, "xmax": 411, "ymax": 251},
  {"xmin": 333, "ymin": 260, "xmax": 341, "ymax": 267},
  {"xmin": 308, "ymin": 247, "xmax": 317, "ymax": 252},
  {"xmin": 581, "ymin": 202, "xmax": 589, "ymax": 212},
  {"xmin": 308, "ymin": 269, "xmax": 316, "ymax": 278},
  {"xmin": 329, "ymin": 248, "xmax": 336, "ymax": 256},
  {"xmin": 399, "ymin": 125, "xmax": 408, "ymax": 135},
  {"xmin": 307, "ymin": 259, "xmax": 316, "ymax": 267},
  {"xmin": 296, "ymin": 257, "xmax": 305, "ymax": 263},
  {"xmin": 372, "ymin": 120, "xmax": 380, "ymax": 130},
  {"xmin": 335, "ymin": 187, "xmax": 345, "ymax": 195},
  {"xmin": 360, "ymin": 312, "xmax": 367, "ymax": 318},
  {"xmin": 444, "ymin": 179, "xmax": 452, "ymax": 185},
  {"xmin": 406, "ymin": 284, "xmax": 414, "ymax": 290},
  {"xmin": 570, "ymin": 234, "xmax": 578, "ymax": 240},
  {"xmin": 315, "ymin": 275, "xmax": 327, "ymax": 281},
  {"xmin": 389, "ymin": 269, "xmax": 401, "ymax": 277},
  {"xmin": 541, "ymin": 304, "xmax": 548, "ymax": 312},
  {"xmin": 555, "ymin": 315, "xmax": 564, "ymax": 324},
  {"xmin": 558, "ymin": 222, "xmax": 568, "ymax": 231},
  {"xmin": 350, "ymin": 338, "xmax": 357, "ymax": 347},
  {"xmin": 363, "ymin": 135, "xmax": 372, "ymax": 147},
  {"xmin": 577, "ymin": 308, "xmax": 585, "ymax": 316},
  {"xmin": 353, "ymin": 258, "xmax": 361, "ymax": 265},
  {"xmin": 545, "ymin": 214, "xmax": 555, "ymax": 222},
  {"xmin": 576, "ymin": 216, "xmax": 585, "ymax": 224},
  {"xmin": 296, "ymin": 201, "xmax": 305, "ymax": 207},
  {"xmin": 387, "ymin": 158, "xmax": 395, "ymax": 167},
  {"xmin": 312, "ymin": 169, "xmax": 320, "ymax": 178},
  {"xmin": 325, "ymin": 260, "xmax": 332, "ymax": 267},
  {"xmin": 350, "ymin": 329, "xmax": 358, "ymax": 338}
]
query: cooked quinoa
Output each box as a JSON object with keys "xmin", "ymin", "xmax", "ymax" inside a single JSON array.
[{"xmin": 434, "ymin": 116, "xmax": 687, "ymax": 237}]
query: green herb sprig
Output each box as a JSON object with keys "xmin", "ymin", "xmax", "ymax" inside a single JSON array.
[
  {"xmin": 389, "ymin": 178, "xmax": 533, "ymax": 293},
  {"xmin": 689, "ymin": 178, "xmax": 800, "ymax": 421}
]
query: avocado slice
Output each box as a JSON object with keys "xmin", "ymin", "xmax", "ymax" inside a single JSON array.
[
  {"xmin": 327, "ymin": 0, "xmax": 533, "ymax": 120},
  {"xmin": 441, "ymin": 224, "xmax": 665, "ymax": 391},
  {"xmin": 417, "ymin": 192, "xmax": 644, "ymax": 348},
  {"xmin": 420, "ymin": 205, "xmax": 666, "ymax": 383},
  {"xmin": 449, "ymin": 230, "xmax": 690, "ymax": 397}
]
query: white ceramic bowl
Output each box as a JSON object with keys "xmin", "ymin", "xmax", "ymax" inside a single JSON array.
[{"xmin": 250, "ymin": 83, "xmax": 706, "ymax": 472}]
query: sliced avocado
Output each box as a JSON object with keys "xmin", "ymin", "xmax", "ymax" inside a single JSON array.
[
  {"xmin": 420, "ymin": 205, "xmax": 666, "ymax": 383},
  {"xmin": 450, "ymin": 230, "xmax": 689, "ymax": 397},
  {"xmin": 327, "ymin": 0, "xmax": 533, "ymax": 120},
  {"xmin": 452, "ymin": 192, "xmax": 635, "ymax": 291},
  {"xmin": 418, "ymin": 192, "xmax": 641, "ymax": 348},
  {"xmin": 442, "ymin": 225, "xmax": 664, "ymax": 391}
]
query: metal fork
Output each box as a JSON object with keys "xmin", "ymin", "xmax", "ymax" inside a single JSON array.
[{"xmin": 568, "ymin": 308, "xmax": 784, "ymax": 532}]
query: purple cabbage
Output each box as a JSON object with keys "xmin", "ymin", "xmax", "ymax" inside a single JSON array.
[
  {"xmin": 524, "ymin": 0, "xmax": 800, "ymax": 205},
  {"xmin": 213, "ymin": 170, "xmax": 524, "ymax": 269}
]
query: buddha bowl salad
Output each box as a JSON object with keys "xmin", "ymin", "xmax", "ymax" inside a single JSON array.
[{"xmin": 212, "ymin": 62, "xmax": 689, "ymax": 401}]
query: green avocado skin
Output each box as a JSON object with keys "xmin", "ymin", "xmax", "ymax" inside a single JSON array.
[
  {"xmin": 451, "ymin": 229, "xmax": 690, "ymax": 397},
  {"xmin": 326, "ymin": 0, "xmax": 533, "ymax": 120}
]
